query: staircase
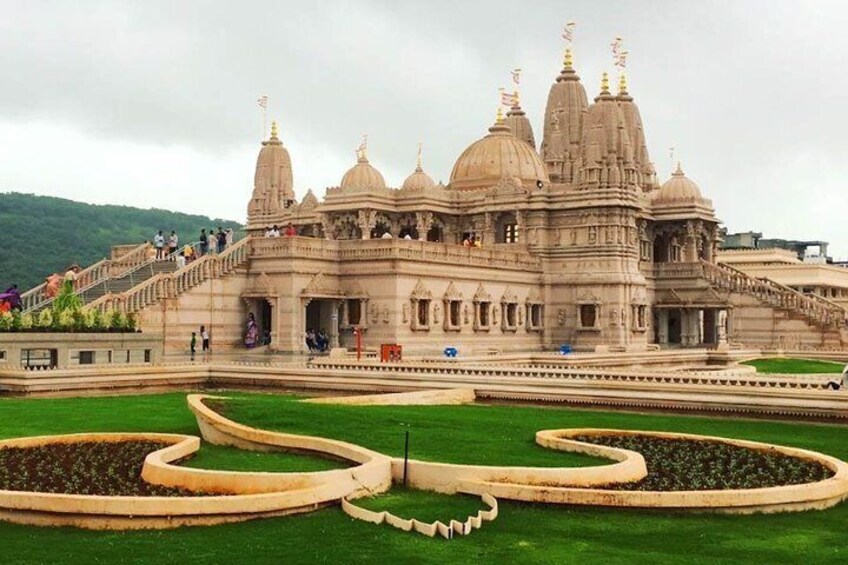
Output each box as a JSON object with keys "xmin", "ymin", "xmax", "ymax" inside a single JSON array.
[
  {"xmin": 87, "ymin": 237, "xmax": 251, "ymax": 314},
  {"xmin": 700, "ymin": 259, "xmax": 847, "ymax": 329},
  {"xmin": 20, "ymin": 242, "xmax": 151, "ymax": 313}
]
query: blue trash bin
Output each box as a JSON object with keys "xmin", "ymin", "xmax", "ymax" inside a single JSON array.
[
  {"xmin": 444, "ymin": 347, "xmax": 458, "ymax": 358},
  {"xmin": 559, "ymin": 344, "xmax": 572, "ymax": 355}
]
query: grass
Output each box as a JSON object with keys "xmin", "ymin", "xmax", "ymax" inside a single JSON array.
[
  {"xmin": 180, "ymin": 444, "xmax": 346, "ymax": 473},
  {"xmin": 0, "ymin": 391, "xmax": 845, "ymax": 564},
  {"xmin": 356, "ymin": 487, "xmax": 485, "ymax": 524},
  {"xmin": 742, "ymin": 357, "xmax": 844, "ymax": 374}
]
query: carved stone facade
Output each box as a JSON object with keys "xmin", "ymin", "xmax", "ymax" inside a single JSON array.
[{"xmin": 150, "ymin": 44, "xmax": 843, "ymax": 355}]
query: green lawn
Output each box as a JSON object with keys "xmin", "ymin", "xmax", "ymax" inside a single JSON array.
[
  {"xmin": 742, "ymin": 357, "xmax": 845, "ymax": 374},
  {"xmin": 0, "ymin": 391, "xmax": 846, "ymax": 564},
  {"xmin": 356, "ymin": 487, "xmax": 485, "ymax": 524}
]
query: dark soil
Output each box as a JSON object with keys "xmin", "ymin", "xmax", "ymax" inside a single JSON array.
[
  {"xmin": 0, "ymin": 441, "xmax": 204, "ymax": 496},
  {"xmin": 572, "ymin": 434, "xmax": 835, "ymax": 491}
]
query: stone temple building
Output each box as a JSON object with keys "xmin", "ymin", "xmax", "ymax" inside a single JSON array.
[{"xmin": 38, "ymin": 46, "xmax": 845, "ymax": 355}]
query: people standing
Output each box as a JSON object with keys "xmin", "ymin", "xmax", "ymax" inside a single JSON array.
[
  {"xmin": 225, "ymin": 228, "xmax": 234, "ymax": 248},
  {"xmin": 200, "ymin": 325, "xmax": 210, "ymax": 360},
  {"xmin": 284, "ymin": 223, "xmax": 296, "ymax": 237},
  {"xmin": 153, "ymin": 230, "xmax": 165, "ymax": 260},
  {"xmin": 199, "ymin": 229, "xmax": 208, "ymax": 256},
  {"xmin": 217, "ymin": 227, "xmax": 226, "ymax": 253},
  {"xmin": 168, "ymin": 231, "xmax": 179, "ymax": 258},
  {"xmin": 190, "ymin": 331, "xmax": 197, "ymax": 361},
  {"xmin": 245, "ymin": 313, "xmax": 259, "ymax": 348}
]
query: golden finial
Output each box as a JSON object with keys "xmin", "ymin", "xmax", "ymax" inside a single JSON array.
[
  {"xmin": 600, "ymin": 72, "xmax": 610, "ymax": 94},
  {"xmin": 563, "ymin": 47, "xmax": 573, "ymax": 69},
  {"xmin": 416, "ymin": 142, "xmax": 423, "ymax": 171},
  {"xmin": 270, "ymin": 121, "xmax": 279, "ymax": 140},
  {"xmin": 618, "ymin": 73, "xmax": 628, "ymax": 95},
  {"xmin": 496, "ymin": 106, "xmax": 504, "ymax": 123},
  {"xmin": 513, "ymin": 90, "xmax": 520, "ymax": 106}
]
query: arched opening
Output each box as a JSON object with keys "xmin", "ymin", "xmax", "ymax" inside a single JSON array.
[
  {"xmin": 426, "ymin": 225, "xmax": 443, "ymax": 242},
  {"xmin": 495, "ymin": 213, "xmax": 519, "ymax": 244}
]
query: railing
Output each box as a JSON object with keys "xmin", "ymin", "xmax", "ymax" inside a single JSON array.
[
  {"xmin": 20, "ymin": 242, "xmax": 150, "ymax": 313},
  {"xmin": 700, "ymin": 260, "xmax": 846, "ymax": 329},
  {"xmin": 88, "ymin": 237, "xmax": 251, "ymax": 314},
  {"xmin": 250, "ymin": 236, "xmax": 543, "ymax": 271}
]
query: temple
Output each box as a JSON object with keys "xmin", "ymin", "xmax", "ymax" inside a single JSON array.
[{"xmin": 15, "ymin": 45, "xmax": 848, "ymax": 355}]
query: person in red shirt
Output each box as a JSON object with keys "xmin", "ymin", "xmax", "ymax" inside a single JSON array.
[{"xmin": 284, "ymin": 223, "xmax": 297, "ymax": 237}]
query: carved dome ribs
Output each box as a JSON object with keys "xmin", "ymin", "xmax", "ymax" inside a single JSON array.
[
  {"xmin": 653, "ymin": 162, "xmax": 703, "ymax": 202},
  {"xmin": 449, "ymin": 118, "xmax": 548, "ymax": 191},
  {"xmin": 340, "ymin": 155, "xmax": 387, "ymax": 192}
]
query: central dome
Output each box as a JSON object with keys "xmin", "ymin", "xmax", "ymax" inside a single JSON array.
[{"xmin": 450, "ymin": 118, "xmax": 548, "ymax": 191}]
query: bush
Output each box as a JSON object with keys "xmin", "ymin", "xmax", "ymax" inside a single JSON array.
[
  {"xmin": 37, "ymin": 309, "xmax": 53, "ymax": 329},
  {"xmin": 20, "ymin": 313, "xmax": 33, "ymax": 330},
  {"xmin": 0, "ymin": 312, "xmax": 12, "ymax": 331}
]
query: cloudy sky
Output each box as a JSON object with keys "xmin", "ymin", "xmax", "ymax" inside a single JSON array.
[{"xmin": 1, "ymin": 1, "xmax": 847, "ymax": 254}]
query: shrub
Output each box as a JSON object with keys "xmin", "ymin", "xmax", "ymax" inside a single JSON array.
[
  {"xmin": 10, "ymin": 312, "xmax": 23, "ymax": 331},
  {"xmin": 37, "ymin": 309, "xmax": 53, "ymax": 329},
  {"xmin": 57, "ymin": 310, "xmax": 74, "ymax": 331},
  {"xmin": 20, "ymin": 313, "xmax": 34, "ymax": 330},
  {"xmin": 0, "ymin": 312, "xmax": 12, "ymax": 331}
]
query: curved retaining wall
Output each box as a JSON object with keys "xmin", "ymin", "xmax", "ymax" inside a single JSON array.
[
  {"xmin": 341, "ymin": 493, "xmax": 498, "ymax": 539},
  {"xmin": 0, "ymin": 433, "xmax": 364, "ymax": 529},
  {"xmin": 459, "ymin": 428, "xmax": 848, "ymax": 514}
]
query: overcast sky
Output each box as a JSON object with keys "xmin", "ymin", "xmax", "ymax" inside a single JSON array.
[{"xmin": 1, "ymin": 1, "xmax": 847, "ymax": 254}]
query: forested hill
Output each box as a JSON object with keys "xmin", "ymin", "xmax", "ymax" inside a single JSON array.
[{"xmin": 0, "ymin": 192, "xmax": 243, "ymax": 290}]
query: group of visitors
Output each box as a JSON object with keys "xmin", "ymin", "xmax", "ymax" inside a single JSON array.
[
  {"xmin": 189, "ymin": 325, "xmax": 211, "ymax": 361},
  {"xmin": 152, "ymin": 230, "xmax": 180, "ymax": 260},
  {"xmin": 243, "ymin": 313, "xmax": 272, "ymax": 348},
  {"xmin": 149, "ymin": 228, "xmax": 235, "ymax": 265},
  {"xmin": 0, "ymin": 285, "xmax": 21, "ymax": 313},
  {"xmin": 462, "ymin": 234, "xmax": 483, "ymax": 247},
  {"xmin": 264, "ymin": 223, "xmax": 297, "ymax": 237},
  {"xmin": 200, "ymin": 227, "xmax": 234, "ymax": 255},
  {"xmin": 305, "ymin": 328, "xmax": 329, "ymax": 352}
]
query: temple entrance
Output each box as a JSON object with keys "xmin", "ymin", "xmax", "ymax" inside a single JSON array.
[
  {"xmin": 655, "ymin": 306, "xmax": 727, "ymax": 347},
  {"xmin": 243, "ymin": 297, "xmax": 275, "ymax": 347},
  {"xmin": 303, "ymin": 298, "xmax": 340, "ymax": 352}
]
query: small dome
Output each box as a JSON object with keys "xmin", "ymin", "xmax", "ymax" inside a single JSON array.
[
  {"xmin": 340, "ymin": 153, "xmax": 386, "ymax": 191},
  {"xmin": 654, "ymin": 163, "xmax": 702, "ymax": 202},
  {"xmin": 450, "ymin": 114, "xmax": 548, "ymax": 191},
  {"xmin": 401, "ymin": 166, "xmax": 435, "ymax": 192}
]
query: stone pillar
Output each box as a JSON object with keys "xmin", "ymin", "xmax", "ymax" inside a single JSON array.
[
  {"xmin": 415, "ymin": 211, "xmax": 432, "ymax": 241},
  {"xmin": 329, "ymin": 300, "xmax": 340, "ymax": 349},
  {"xmin": 657, "ymin": 309, "xmax": 669, "ymax": 345}
]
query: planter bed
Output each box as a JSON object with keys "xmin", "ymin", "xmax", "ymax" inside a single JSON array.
[
  {"xmin": 572, "ymin": 434, "xmax": 834, "ymax": 491},
  {"xmin": 0, "ymin": 440, "xmax": 198, "ymax": 496}
]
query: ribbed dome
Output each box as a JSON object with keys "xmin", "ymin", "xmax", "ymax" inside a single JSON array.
[
  {"xmin": 654, "ymin": 163, "xmax": 702, "ymax": 202},
  {"xmin": 450, "ymin": 117, "xmax": 548, "ymax": 191},
  {"xmin": 340, "ymin": 154, "xmax": 386, "ymax": 191},
  {"xmin": 401, "ymin": 166, "xmax": 435, "ymax": 192}
]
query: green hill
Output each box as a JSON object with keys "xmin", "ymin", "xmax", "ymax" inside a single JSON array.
[{"xmin": 0, "ymin": 192, "xmax": 243, "ymax": 290}]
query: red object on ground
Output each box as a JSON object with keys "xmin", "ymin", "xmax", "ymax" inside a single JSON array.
[{"xmin": 380, "ymin": 344, "xmax": 402, "ymax": 363}]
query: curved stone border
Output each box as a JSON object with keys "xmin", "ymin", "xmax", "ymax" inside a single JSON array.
[
  {"xmin": 305, "ymin": 387, "xmax": 476, "ymax": 406},
  {"xmin": 460, "ymin": 428, "xmax": 848, "ymax": 514},
  {"xmin": 0, "ymin": 432, "xmax": 381, "ymax": 529},
  {"xmin": 341, "ymin": 493, "xmax": 498, "ymax": 539},
  {"xmin": 185, "ymin": 395, "xmax": 392, "ymax": 497}
]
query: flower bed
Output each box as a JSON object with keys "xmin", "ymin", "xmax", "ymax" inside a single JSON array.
[
  {"xmin": 571, "ymin": 434, "xmax": 834, "ymax": 491},
  {"xmin": 0, "ymin": 441, "xmax": 198, "ymax": 496}
]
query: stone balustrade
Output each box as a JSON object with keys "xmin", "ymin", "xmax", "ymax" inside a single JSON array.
[
  {"xmin": 88, "ymin": 238, "xmax": 250, "ymax": 314},
  {"xmin": 700, "ymin": 260, "xmax": 846, "ymax": 328},
  {"xmin": 249, "ymin": 236, "xmax": 543, "ymax": 271},
  {"xmin": 20, "ymin": 242, "xmax": 151, "ymax": 313}
]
